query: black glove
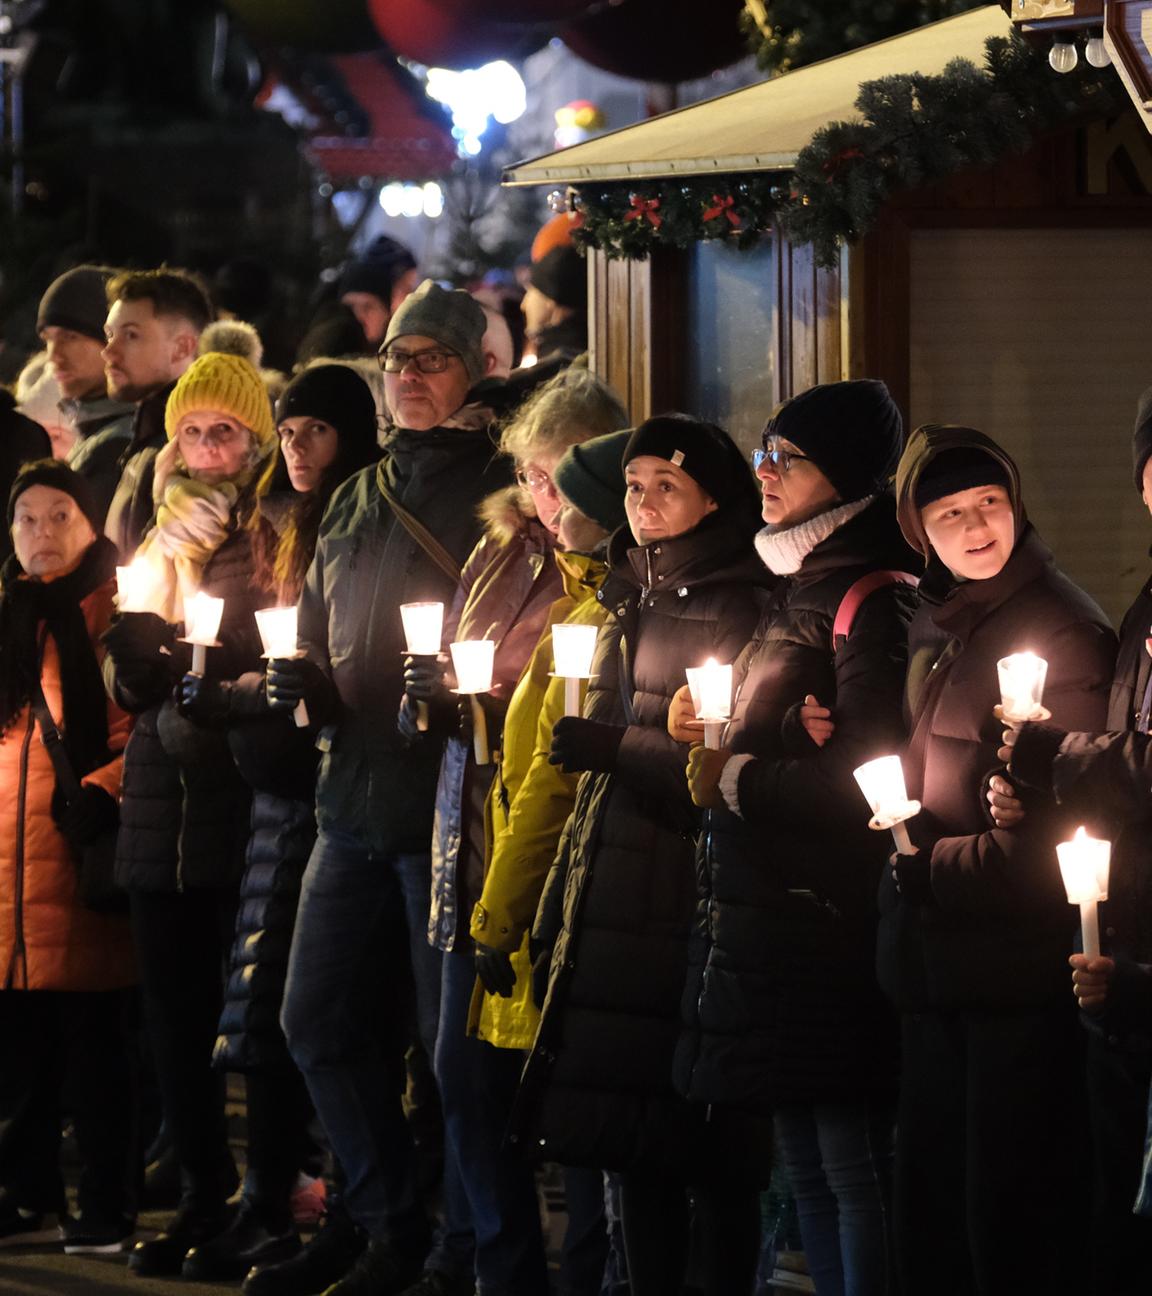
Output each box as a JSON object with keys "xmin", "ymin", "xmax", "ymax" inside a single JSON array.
[
  {"xmin": 58, "ymin": 785, "xmax": 119, "ymax": 847},
  {"xmin": 474, "ymin": 941, "xmax": 516, "ymax": 998},
  {"xmin": 178, "ymin": 673, "xmax": 266, "ymax": 726},
  {"xmin": 403, "ymin": 654, "xmax": 450, "ymax": 703},
  {"xmin": 891, "ymin": 852, "xmax": 934, "ymax": 905},
  {"xmin": 101, "ymin": 611, "xmax": 175, "ymax": 665},
  {"xmin": 548, "ymin": 716, "xmax": 625, "ymax": 774},
  {"xmin": 266, "ymin": 657, "xmax": 338, "ymax": 725}
]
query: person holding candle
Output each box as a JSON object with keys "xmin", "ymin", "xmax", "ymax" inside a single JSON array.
[
  {"xmin": 396, "ymin": 369, "xmax": 627, "ymax": 1296},
  {"xmin": 667, "ymin": 379, "xmax": 918, "ymax": 1296},
  {"xmin": 513, "ymin": 414, "xmax": 769, "ymax": 1296},
  {"xmin": 271, "ymin": 282, "xmax": 513, "ymax": 1296},
  {"xmin": 99, "ymin": 352, "xmax": 281, "ymax": 1276},
  {"xmin": 0, "ymin": 461, "xmax": 137, "ymax": 1253},
  {"xmin": 878, "ymin": 423, "xmax": 1115, "ymax": 1296}
]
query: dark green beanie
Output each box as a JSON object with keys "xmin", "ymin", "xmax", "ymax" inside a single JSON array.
[{"xmin": 554, "ymin": 429, "xmax": 631, "ymax": 534}]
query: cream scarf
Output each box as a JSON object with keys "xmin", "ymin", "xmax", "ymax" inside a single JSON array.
[{"xmin": 754, "ymin": 496, "xmax": 875, "ymax": 577}]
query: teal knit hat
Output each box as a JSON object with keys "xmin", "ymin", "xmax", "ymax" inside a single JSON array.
[{"xmin": 553, "ymin": 429, "xmax": 631, "ymax": 534}]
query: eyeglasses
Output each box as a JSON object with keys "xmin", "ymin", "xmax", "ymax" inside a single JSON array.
[
  {"xmin": 515, "ymin": 466, "xmax": 556, "ymax": 494},
  {"xmin": 752, "ymin": 439, "xmax": 810, "ymax": 474},
  {"xmin": 378, "ymin": 347, "xmax": 458, "ymax": 374}
]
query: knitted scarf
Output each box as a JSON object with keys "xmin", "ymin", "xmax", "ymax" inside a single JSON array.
[
  {"xmin": 754, "ymin": 496, "xmax": 875, "ymax": 576},
  {"xmin": 0, "ymin": 536, "xmax": 118, "ymax": 798}
]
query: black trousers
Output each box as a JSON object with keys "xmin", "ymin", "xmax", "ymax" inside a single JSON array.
[
  {"xmin": 895, "ymin": 1006, "xmax": 1090, "ymax": 1296},
  {"xmin": 0, "ymin": 986, "xmax": 140, "ymax": 1222},
  {"xmin": 1086, "ymin": 1034, "xmax": 1152, "ymax": 1296}
]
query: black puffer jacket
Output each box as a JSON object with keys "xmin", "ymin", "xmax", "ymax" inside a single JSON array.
[
  {"xmin": 675, "ymin": 495, "xmax": 919, "ymax": 1111},
  {"xmin": 112, "ymin": 524, "xmax": 274, "ymax": 892},
  {"xmin": 513, "ymin": 510, "xmax": 769, "ymax": 1177}
]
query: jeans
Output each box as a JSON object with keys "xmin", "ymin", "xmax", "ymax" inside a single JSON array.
[
  {"xmin": 281, "ymin": 829, "xmax": 442, "ymax": 1248},
  {"xmin": 431, "ymin": 945, "xmax": 550, "ymax": 1296},
  {"xmin": 772, "ymin": 1103, "xmax": 894, "ymax": 1296}
]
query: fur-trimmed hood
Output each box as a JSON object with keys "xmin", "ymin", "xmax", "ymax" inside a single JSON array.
[{"xmin": 478, "ymin": 483, "xmax": 540, "ymax": 547}]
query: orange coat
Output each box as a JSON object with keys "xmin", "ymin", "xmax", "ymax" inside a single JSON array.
[{"xmin": 0, "ymin": 578, "xmax": 135, "ymax": 991}]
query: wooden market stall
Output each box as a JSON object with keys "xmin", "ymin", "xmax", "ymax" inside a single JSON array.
[{"xmin": 504, "ymin": 4, "xmax": 1152, "ymax": 622}]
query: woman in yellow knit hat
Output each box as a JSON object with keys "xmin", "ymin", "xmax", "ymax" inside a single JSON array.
[{"xmin": 100, "ymin": 353, "xmax": 295, "ymax": 1277}]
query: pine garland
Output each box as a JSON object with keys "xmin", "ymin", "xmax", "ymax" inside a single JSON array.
[{"xmin": 567, "ymin": 34, "xmax": 1122, "ymax": 268}]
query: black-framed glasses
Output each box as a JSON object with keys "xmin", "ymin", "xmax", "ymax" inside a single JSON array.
[
  {"xmin": 752, "ymin": 438, "xmax": 810, "ymax": 474},
  {"xmin": 379, "ymin": 347, "xmax": 459, "ymax": 374}
]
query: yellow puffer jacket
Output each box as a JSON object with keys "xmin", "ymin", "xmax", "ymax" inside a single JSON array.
[{"xmin": 468, "ymin": 549, "xmax": 608, "ymax": 1048}]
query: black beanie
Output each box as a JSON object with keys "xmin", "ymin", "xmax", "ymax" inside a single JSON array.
[
  {"xmin": 765, "ymin": 379, "xmax": 903, "ymax": 504},
  {"xmin": 276, "ymin": 365, "xmax": 380, "ymax": 473},
  {"xmin": 36, "ymin": 264, "xmax": 117, "ymax": 342},
  {"xmin": 554, "ymin": 429, "xmax": 630, "ymax": 534},
  {"xmin": 338, "ymin": 234, "xmax": 417, "ymax": 303},
  {"xmin": 623, "ymin": 414, "xmax": 760, "ymax": 518},
  {"xmin": 529, "ymin": 247, "xmax": 587, "ymax": 313},
  {"xmin": 8, "ymin": 459, "xmax": 102, "ymax": 535},
  {"xmin": 913, "ymin": 447, "xmax": 1011, "ymax": 511},
  {"xmin": 1134, "ymin": 386, "xmax": 1152, "ymax": 492}
]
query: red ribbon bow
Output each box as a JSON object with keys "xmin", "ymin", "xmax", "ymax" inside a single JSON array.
[
  {"xmin": 624, "ymin": 195, "xmax": 662, "ymax": 228},
  {"xmin": 822, "ymin": 146, "xmax": 865, "ymax": 176},
  {"xmin": 702, "ymin": 193, "xmax": 740, "ymax": 226}
]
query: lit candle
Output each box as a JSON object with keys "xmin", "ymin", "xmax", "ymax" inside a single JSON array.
[
  {"xmin": 255, "ymin": 606, "xmax": 308, "ymax": 728},
  {"xmin": 997, "ymin": 652, "xmax": 1049, "ymax": 725},
  {"xmin": 115, "ymin": 558, "xmax": 154, "ymax": 613},
  {"xmin": 1056, "ymin": 826, "xmax": 1111, "ymax": 961},
  {"xmin": 553, "ymin": 622, "xmax": 598, "ymax": 717},
  {"xmin": 854, "ymin": 755, "xmax": 921, "ymax": 854},
  {"xmin": 400, "ymin": 602, "xmax": 445, "ymax": 733},
  {"xmin": 685, "ymin": 658, "xmax": 733, "ymax": 750},
  {"xmin": 183, "ymin": 591, "xmax": 225, "ymax": 675},
  {"xmin": 450, "ymin": 639, "xmax": 495, "ymax": 765}
]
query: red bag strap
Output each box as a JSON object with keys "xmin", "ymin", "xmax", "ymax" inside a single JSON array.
[{"xmin": 832, "ymin": 570, "xmax": 919, "ymax": 650}]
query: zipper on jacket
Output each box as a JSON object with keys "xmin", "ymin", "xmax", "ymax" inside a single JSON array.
[{"xmin": 7, "ymin": 711, "xmax": 35, "ymax": 989}]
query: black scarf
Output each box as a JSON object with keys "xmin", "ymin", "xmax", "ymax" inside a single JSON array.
[{"xmin": 0, "ymin": 536, "xmax": 118, "ymax": 796}]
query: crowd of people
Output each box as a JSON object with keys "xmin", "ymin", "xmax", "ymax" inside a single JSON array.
[{"xmin": 0, "ymin": 226, "xmax": 1150, "ymax": 1296}]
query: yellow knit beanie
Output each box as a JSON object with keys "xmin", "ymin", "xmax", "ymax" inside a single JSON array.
[{"xmin": 164, "ymin": 352, "xmax": 276, "ymax": 450}]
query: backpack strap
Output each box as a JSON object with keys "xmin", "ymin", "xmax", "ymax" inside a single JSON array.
[{"xmin": 832, "ymin": 570, "xmax": 919, "ymax": 652}]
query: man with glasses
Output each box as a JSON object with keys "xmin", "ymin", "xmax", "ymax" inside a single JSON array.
[{"xmin": 266, "ymin": 282, "xmax": 513, "ymax": 1296}]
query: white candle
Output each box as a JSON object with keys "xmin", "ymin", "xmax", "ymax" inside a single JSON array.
[
  {"xmin": 685, "ymin": 659, "xmax": 733, "ymax": 750},
  {"xmin": 553, "ymin": 623, "xmax": 598, "ymax": 717},
  {"xmin": 255, "ymin": 606, "xmax": 308, "ymax": 727},
  {"xmin": 115, "ymin": 559, "xmax": 154, "ymax": 613},
  {"xmin": 1057, "ymin": 826, "xmax": 1111, "ymax": 961},
  {"xmin": 184, "ymin": 592, "xmax": 224, "ymax": 676},
  {"xmin": 450, "ymin": 640, "xmax": 495, "ymax": 765},
  {"xmin": 400, "ymin": 601, "xmax": 445, "ymax": 656},
  {"xmin": 997, "ymin": 651, "xmax": 1049, "ymax": 724},
  {"xmin": 854, "ymin": 755, "xmax": 921, "ymax": 854}
]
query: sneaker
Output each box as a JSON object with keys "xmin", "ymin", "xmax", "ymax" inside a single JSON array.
[
  {"xmin": 321, "ymin": 1238, "xmax": 426, "ymax": 1296},
  {"xmin": 0, "ymin": 1199, "xmax": 63, "ymax": 1248},
  {"xmin": 398, "ymin": 1269, "xmax": 476, "ymax": 1296},
  {"xmin": 127, "ymin": 1200, "xmax": 233, "ymax": 1277},
  {"xmin": 243, "ymin": 1206, "xmax": 365, "ymax": 1296},
  {"xmin": 182, "ymin": 1200, "xmax": 301, "ymax": 1281},
  {"xmin": 62, "ymin": 1212, "xmax": 135, "ymax": 1255},
  {"xmin": 290, "ymin": 1173, "xmax": 328, "ymax": 1228}
]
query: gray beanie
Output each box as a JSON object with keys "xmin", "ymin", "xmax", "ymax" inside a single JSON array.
[
  {"xmin": 36, "ymin": 265, "xmax": 117, "ymax": 342},
  {"xmin": 382, "ymin": 280, "xmax": 486, "ymax": 384}
]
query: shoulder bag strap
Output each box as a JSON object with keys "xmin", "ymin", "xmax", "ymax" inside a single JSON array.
[
  {"xmin": 29, "ymin": 679, "xmax": 83, "ymax": 803},
  {"xmin": 377, "ymin": 466, "xmax": 462, "ymax": 586}
]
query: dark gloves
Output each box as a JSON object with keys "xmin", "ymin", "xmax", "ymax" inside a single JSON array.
[
  {"xmin": 1005, "ymin": 721, "xmax": 1066, "ymax": 793},
  {"xmin": 458, "ymin": 691, "xmax": 506, "ymax": 750},
  {"xmin": 398, "ymin": 654, "xmax": 457, "ymax": 741},
  {"xmin": 101, "ymin": 611, "xmax": 175, "ymax": 664},
  {"xmin": 891, "ymin": 852, "xmax": 934, "ymax": 905},
  {"xmin": 266, "ymin": 657, "xmax": 338, "ymax": 726},
  {"xmin": 548, "ymin": 716, "xmax": 625, "ymax": 775},
  {"xmin": 58, "ymin": 785, "xmax": 119, "ymax": 847},
  {"xmin": 178, "ymin": 672, "xmax": 267, "ymax": 727},
  {"xmin": 403, "ymin": 654, "xmax": 451, "ymax": 703},
  {"xmin": 474, "ymin": 941, "xmax": 516, "ymax": 998}
]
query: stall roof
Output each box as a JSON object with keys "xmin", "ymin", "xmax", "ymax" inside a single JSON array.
[{"xmin": 504, "ymin": 5, "xmax": 1013, "ymax": 186}]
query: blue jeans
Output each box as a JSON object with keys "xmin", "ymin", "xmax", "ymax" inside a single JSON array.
[
  {"xmin": 773, "ymin": 1103, "xmax": 894, "ymax": 1296},
  {"xmin": 281, "ymin": 829, "xmax": 443, "ymax": 1247},
  {"xmin": 431, "ymin": 946, "xmax": 550, "ymax": 1296}
]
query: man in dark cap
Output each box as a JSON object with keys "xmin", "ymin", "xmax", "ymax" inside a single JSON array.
[
  {"xmin": 338, "ymin": 235, "xmax": 419, "ymax": 350},
  {"xmin": 521, "ymin": 246, "xmax": 587, "ymax": 366}
]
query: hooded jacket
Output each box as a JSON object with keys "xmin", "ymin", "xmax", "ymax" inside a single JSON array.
[
  {"xmin": 511, "ymin": 509, "xmax": 769, "ymax": 1177},
  {"xmin": 675, "ymin": 494, "xmax": 919, "ymax": 1110},
  {"xmin": 879, "ymin": 425, "xmax": 1116, "ymax": 1011}
]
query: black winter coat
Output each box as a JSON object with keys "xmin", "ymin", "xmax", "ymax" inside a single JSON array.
[
  {"xmin": 113, "ymin": 523, "xmax": 274, "ymax": 892},
  {"xmin": 675, "ymin": 496, "xmax": 918, "ymax": 1111},
  {"xmin": 514, "ymin": 511, "xmax": 769, "ymax": 1179},
  {"xmin": 877, "ymin": 526, "xmax": 1116, "ymax": 1012}
]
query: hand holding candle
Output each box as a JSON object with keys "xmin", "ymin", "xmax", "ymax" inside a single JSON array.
[
  {"xmin": 685, "ymin": 659, "xmax": 733, "ymax": 750},
  {"xmin": 1057, "ymin": 826, "xmax": 1111, "ymax": 961},
  {"xmin": 553, "ymin": 623, "xmax": 598, "ymax": 717},
  {"xmin": 255, "ymin": 606, "xmax": 308, "ymax": 727},
  {"xmin": 182, "ymin": 591, "xmax": 225, "ymax": 675},
  {"xmin": 854, "ymin": 755, "xmax": 921, "ymax": 855},
  {"xmin": 401, "ymin": 602, "xmax": 445, "ymax": 731},
  {"xmin": 450, "ymin": 639, "xmax": 495, "ymax": 765},
  {"xmin": 995, "ymin": 651, "xmax": 1049, "ymax": 726}
]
